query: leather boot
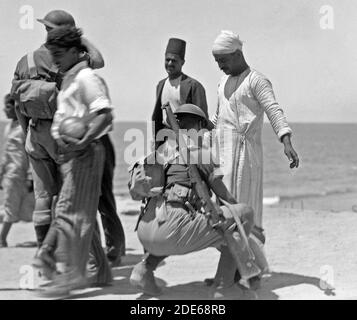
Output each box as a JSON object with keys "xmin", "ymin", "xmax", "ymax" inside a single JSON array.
[{"xmin": 130, "ymin": 253, "xmax": 165, "ymax": 296}]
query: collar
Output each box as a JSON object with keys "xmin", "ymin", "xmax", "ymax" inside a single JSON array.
[
  {"xmin": 65, "ymin": 60, "xmax": 88, "ymax": 77},
  {"xmin": 62, "ymin": 61, "xmax": 88, "ymax": 84}
]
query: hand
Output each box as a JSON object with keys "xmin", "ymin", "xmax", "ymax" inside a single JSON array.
[
  {"xmin": 56, "ymin": 136, "xmax": 68, "ymax": 151},
  {"xmin": 79, "ymin": 51, "xmax": 90, "ymax": 63},
  {"xmin": 282, "ymin": 134, "xmax": 299, "ymax": 169},
  {"xmin": 58, "ymin": 135, "xmax": 89, "ymax": 153},
  {"xmin": 56, "ymin": 135, "xmax": 90, "ymax": 163},
  {"xmin": 285, "ymin": 145, "xmax": 299, "ymax": 168}
]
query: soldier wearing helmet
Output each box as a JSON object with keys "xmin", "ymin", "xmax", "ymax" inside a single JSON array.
[
  {"xmin": 10, "ymin": 9, "xmax": 106, "ymax": 250},
  {"xmin": 130, "ymin": 103, "xmax": 259, "ymax": 297}
]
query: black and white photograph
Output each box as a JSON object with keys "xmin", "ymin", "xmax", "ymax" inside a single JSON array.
[{"xmin": 0, "ymin": 0, "xmax": 356, "ymax": 304}]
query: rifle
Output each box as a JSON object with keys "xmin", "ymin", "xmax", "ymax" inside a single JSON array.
[{"xmin": 162, "ymin": 103, "xmax": 261, "ymax": 289}]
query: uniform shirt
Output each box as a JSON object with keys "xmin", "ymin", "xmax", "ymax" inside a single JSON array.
[
  {"xmin": 0, "ymin": 120, "xmax": 31, "ymax": 182},
  {"xmin": 160, "ymin": 76, "xmax": 182, "ymax": 125},
  {"xmin": 157, "ymin": 136, "xmax": 223, "ymax": 189},
  {"xmin": 11, "ymin": 44, "xmax": 98, "ymax": 93},
  {"xmin": 51, "ymin": 61, "xmax": 113, "ymax": 141},
  {"xmin": 11, "ymin": 44, "xmax": 61, "ymax": 90}
]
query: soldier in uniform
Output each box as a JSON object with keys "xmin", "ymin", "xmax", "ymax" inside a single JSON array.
[{"xmin": 130, "ymin": 103, "xmax": 258, "ymax": 296}]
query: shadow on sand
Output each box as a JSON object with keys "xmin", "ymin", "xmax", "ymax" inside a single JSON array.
[
  {"xmin": 66, "ymin": 253, "xmax": 167, "ymax": 300},
  {"xmin": 65, "ymin": 253, "xmax": 334, "ymax": 300}
]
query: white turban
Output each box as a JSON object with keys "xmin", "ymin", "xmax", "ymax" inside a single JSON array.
[{"xmin": 212, "ymin": 30, "xmax": 243, "ymax": 54}]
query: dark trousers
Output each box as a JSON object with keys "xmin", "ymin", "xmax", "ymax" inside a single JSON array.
[{"xmin": 99, "ymin": 134, "xmax": 126, "ymax": 261}]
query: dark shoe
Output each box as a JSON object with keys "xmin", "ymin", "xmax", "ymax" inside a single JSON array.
[
  {"xmin": 204, "ymin": 278, "xmax": 215, "ymax": 286},
  {"xmin": 88, "ymin": 275, "xmax": 113, "ymax": 288},
  {"xmin": 248, "ymin": 276, "xmax": 261, "ymax": 290},
  {"xmin": 0, "ymin": 240, "xmax": 8, "ymax": 248},
  {"xmin": 108, "ymin": 256, "xmax": 122, "ymax": 268},
  {"xmin": 130, "ymin": 261, "xmax": 162, "ymax": 296},
  {"xmin": 106, "ymin": 243, "xmax": 125, "ymax": 263},
  {"xmin": 87, "ymin": 253, "xmax": 113, "ymax": 286}
]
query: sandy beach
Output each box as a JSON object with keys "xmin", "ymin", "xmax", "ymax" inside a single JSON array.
[{"xmin": 0, "ymin": 193, "xmax": 357, "ymax": 300}]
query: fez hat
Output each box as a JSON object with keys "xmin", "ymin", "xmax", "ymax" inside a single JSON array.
[{"xmin": 165, "ymin": 38, "xmax": 186, "ymax": 60}]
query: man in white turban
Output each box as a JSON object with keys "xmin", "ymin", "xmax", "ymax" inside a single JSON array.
[
  {"xmin": 206, "ymin": 30, "xmax": 299, "ymax": 290},
  {"xmin": 212, "ymin": 30, "xmax": 243, "ymax": 54}
]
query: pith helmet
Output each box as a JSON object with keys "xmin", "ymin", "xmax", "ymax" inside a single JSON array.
[{"xmin": 174, "ymin": 104, "xmax": 214, "ymax": 130}]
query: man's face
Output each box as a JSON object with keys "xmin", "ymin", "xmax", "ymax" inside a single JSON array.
[
  {"xmin": 165, "ymin": 53, "xmax": 184, "ymax": 78},
  {"xmin": 176, "ymin": 114, "xmax": 202, "ymax": 131},
  {"xmin": 213, "ymin": 51, "xmax": 241, "ymax": 75},
  {"xmin": 3, "ymin": 100, "xmax": 16, "ymax": 120},
  {"xmin": 48, "ymin": 45, "xmax": 78, "ymax": 72}
]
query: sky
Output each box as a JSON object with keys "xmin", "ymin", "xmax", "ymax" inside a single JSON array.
[{"xmin": 0, "ymin": 0, "xmax": 356, "ymax": 123}]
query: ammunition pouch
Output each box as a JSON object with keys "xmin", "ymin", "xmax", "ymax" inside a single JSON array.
[
  {"xmin": 128, "ymin": 152, "xmax": 166, "ymax": 201},
  {"xmin": 164, "ymin": 184, "xmax": 202, "ymax": 211}
]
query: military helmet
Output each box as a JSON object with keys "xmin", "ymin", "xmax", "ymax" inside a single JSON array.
[
  {"xmin": 37, "ymin": 10, "xmax": 76, "ymax": 29},
  {"xmin": 174, "ymin": 104, "xmax": 214, "ymax": 130}
]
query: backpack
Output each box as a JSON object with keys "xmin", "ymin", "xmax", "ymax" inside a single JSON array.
[
  {"xmin": 128, "ymin": 151, "xmax": 166, "ymax": 201},
  {"xmin": 11, "ymin": 52, "xmax": 58, "ymax": 119}
]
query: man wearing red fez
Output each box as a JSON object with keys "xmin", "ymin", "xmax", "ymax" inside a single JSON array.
[{"xmin": 152, "ymin": 38, "xmax": 209, "ymax": 141}]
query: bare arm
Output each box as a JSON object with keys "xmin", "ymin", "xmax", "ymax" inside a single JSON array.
[
  {"xmin": 81, "ymin": 37, "xmax": 105, "ymax": 69},
  {"xmin": 80, "ymin": 109, "xmax": 112, "ymax": 146},
  {"xmin": 209, "ymin": 177, "xmax": 237, "ymax": 204},
  {"xmin": 281, "ymin": 133, "xmax": 299, "ymax": 168},
  {"xmin": 197, "ymin": 153, "xmax": 237, "ymax": 204}
]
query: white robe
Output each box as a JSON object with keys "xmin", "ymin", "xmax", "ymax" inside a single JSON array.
[{"xmin": 212, "ymin": 68, "xmax": 292, "ymax": 228}]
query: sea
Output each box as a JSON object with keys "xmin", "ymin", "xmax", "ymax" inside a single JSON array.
[{"xmin": 1, "ymin": 122, "xmax": 356, "ymax": 209}]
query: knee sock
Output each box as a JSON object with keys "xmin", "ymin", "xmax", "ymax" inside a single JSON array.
[
  {"xmin": 34, "ymin": 224, "xmax": 50, "ymax": 248},
  {"xmin": 144, "ymin": 254, "xmax": 166, "ymax": 271},
  {"xmin": 0, "ymin": 222, "xmax": 12, "ymax": 243}
]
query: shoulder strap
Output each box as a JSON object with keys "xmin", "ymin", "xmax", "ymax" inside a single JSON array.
[{"xmin": 27, "ymin": 52, "xmax": 38, "ymax": 79}]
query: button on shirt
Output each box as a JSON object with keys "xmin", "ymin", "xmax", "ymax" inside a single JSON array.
[{"xmin": 51, "ymin": 61, "xmax": 113, "ymax": 140}]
